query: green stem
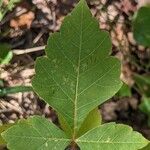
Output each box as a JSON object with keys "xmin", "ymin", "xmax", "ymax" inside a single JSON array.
[{"xmin": 0, "ymin": 86, "xmax": 33, "ymax": 97}]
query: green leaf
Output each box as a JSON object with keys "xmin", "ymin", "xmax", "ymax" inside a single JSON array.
[
  {"xmin": 133, "ymin": 6, "xmax": 150, "ymax": 47},
  {"xmin": 77, "ymin": 123, "xmax": 149, "ymax": 150},
  {"xmin": 134, "ymin": 73, "xmax": 150, "ymax": 97},
  {"xmin": 0, "ymin": 43, "xmax": 13, "ymax": 65},
  {"xmin": 0, "ymin": 86, "xmax": 33, "ymax": 97},
  {"xmin": 0, "ymin": 79, "xmax": 4, "ymax": 87},
  {"xmin": 140, "ymin": 143, "xmax": 150, "ymax": 150},
  {"xmin": 1, "ymin": 116, "xmax": 70, "ymax": 150},
  {"xmin": 77, "ymin": 107, "xmax": 101, "ymax": 137},
  {"xmin": 116, "ymin": 83, "xmax": 131, "ymax": 97},
  {"xmin": 135, "ymin": 74, "xmax": 150, "ymax": 85},
  {"xmin": 2, "ymin": 1, "xmax": 149, "ymax": 150},
  {"xmin": 139, "ymin": 96, "xmax": 150, "ymax": 115},
  {"xmin": 7, "ymin": 0, "xmax": 21, "ymax": 11},
  {"xmin": 139, "ymin": 96, "xmax": 150, "ymax": 126},
  {"xmin": 32, "ymin": 0, "xmax": 122, "ymax": 137},
  {"xmin": 58, "ymin": 107, "xmax": 101, "ymax": 138},
  {"xmin": 0, "ymin": 0, "xmax": 21, "ymax": 21},
  {"xmin": 0, "ymin": 123, "xmax": 15, "ymax": 145},
  {"xmin": 57, "ymin": 112, "xmax": 73, "ymax": 138}
]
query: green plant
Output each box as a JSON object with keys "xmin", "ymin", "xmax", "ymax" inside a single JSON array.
[
  {"xmin": 1, "ymin": 1, "xmax": 149, "ymax": 149},
  {"xmin": 0, "ymin": 123, "xmax": 15, "ymax": 145},
  {"xmin": 0, "ymin": 85, "xmax": 33, "ymax": 97},
  {"xmin": 116, "ymin": 83, "xmax": 131, "ymax": 97},
  {"xmin": 140, "ymin": 143, "xmax": 150, "ymax": 150},
  {"xmin": 0, "ymin": 43, "xmax": 33, "ymax": 96},
  {"xmin": 133, "ymin": 74, "xmax": 150, "ymax": 127},
  {"xmin": 133, "ymin": 5, "xmax": 150, "ymax": 47},
  {"xmin": 0, "ymin": 0, "xmax": 21, "ymax": 21},
  {"xmin": 0, "ymin": 43, "xmax": 13, "ymax": 65},
  {"xmin": 134, "ymin": 74, "xmax": 150, "ymax": 97},
  {"xmin": 139, "ymin": 96, "xmax": 150, "ymax": 126},
  {"xmin": 132, "ymin": 4, "xmax": 150, "ymax": 130}
]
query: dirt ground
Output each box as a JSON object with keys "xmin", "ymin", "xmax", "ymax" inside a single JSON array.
[{"xmin": 0, "ymin": 0, "xmax": 150, "ymax": 143}]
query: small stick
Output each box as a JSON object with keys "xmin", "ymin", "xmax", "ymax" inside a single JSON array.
[
  {"xmin": 33, "ymin": 29, "xmax": 46, "ymax": 44},
  {"xmin": 0, "ymin": 108, "xmax": 12, "ymax": 113},
  {"xmin": 12, "ymin": 45, "xmax": 46, "ymax": 55},
  {"xmin": 1, "ymin": 101, "xmax": 23, "ymax": 114}
]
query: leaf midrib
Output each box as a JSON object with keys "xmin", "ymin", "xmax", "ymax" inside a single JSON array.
[
  {"xmin": 73, "ymin": 4, "xmax": 84, "ymax": 140},
  {"xmin": 77, "ymin": 140, "xmax": 146, "ymax": 144}
]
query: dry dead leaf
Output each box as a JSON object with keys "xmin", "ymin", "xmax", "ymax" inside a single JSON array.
[{"xmin": 10, "ymin": 11, "xmax": 35, "ymax": 30}]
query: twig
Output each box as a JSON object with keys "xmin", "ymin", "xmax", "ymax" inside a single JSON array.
[
  {"xmin": 0, "ymin": 101, "xmax": 23, "ymax": 114},
  {"xmin": 33, "ymin": 29, "xmax": 46, "ymax": 44},
  {"xmin": 0, "ymin": 108, "xmax": 12, "ymax": 113},
  {"xmin": 12, "ymin": 45, "xmax": 46, "ymax": 55}
]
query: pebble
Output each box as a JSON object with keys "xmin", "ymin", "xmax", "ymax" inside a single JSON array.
[
  {"xmin": 10, "ymin": 100, "xmax": 19, "ymax": 107},
  {"xmin": 101, "ymin": 0, "xmax": 107, "ymax": 5},
  {"xmin": 107, "ymin": 5, "xmax": 118, "ymax": 21},
  {"xmin": 8, "ymin": 120, "xmax": 15, "ymax": 123},
  {"xmin": 24, "ymin": 103, "xmax": 29, "ymax": 108},
  {"xmin": 99, "ymin": 12, "xmax": 107, "ymax": 23},
  {"xmin": 10, "ymin": 113, "xmax": 17, "ymax": 120}
]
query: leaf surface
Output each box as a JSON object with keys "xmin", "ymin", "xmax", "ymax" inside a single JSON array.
[
  {"xmin": 116, "ymin": 83, "xmax": 131, "ymax": 97},
  {"xmin": 134, "ymin": 73, "xmax": 150, "ymax": 97},
  {"xmin": 32, "ymin": 0, "xmax": 122, "ymax": 137},
  {"xmin": 133, "ymin": 6, "xmax": 150, "ymax": 47},
  {"xmin": 139, "ymin": 96, "xmax": 150, "ymax": 126},
  {"xmin": 139, "ymin": 96, "xmax": 150, "ymax": 115},
  {"xmin": 77, "ymin": 107, "xmax": 101, "ymax": 137},
  {"xmin": 1, "ymin": 1, "xmax": 149, "ymax": 150},
  {"xmin": 0, "ymin": 0, "xmax": 21, "ymax": 21},
  {"xmin": 77, "ymin": 123, "xmax": 149, "ymax": 150},
  {"xmin": 0, "ymin": 123, "xmax": 15, "ymax": 145},
  {"xmin": 0, "ymin": 43, "xmax": 13, "ymax": 65},
  {"xmin": 140, "ymin": 143, "xmax": 150, "ymax": 150},
  {"xmin": 58, "ymin": 107, "xmax": 101, "ymax": 138},
  {"xmin": 1, "ymin": 116, "xmax": 70, "ymax": 150}
]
